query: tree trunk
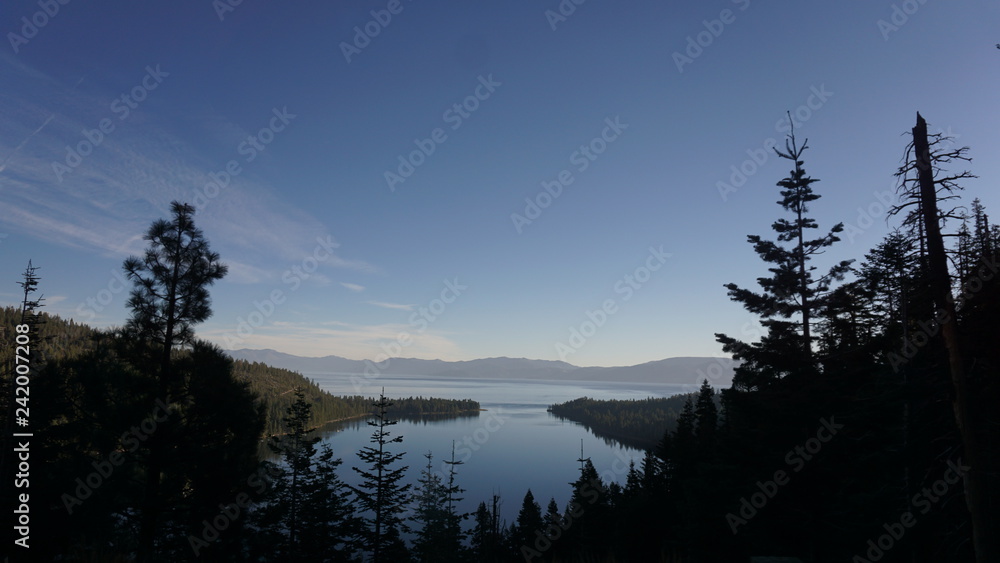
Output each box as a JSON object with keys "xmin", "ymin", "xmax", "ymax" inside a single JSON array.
[{"xmin": 912, "ymin": 112, "xmax": 991, "ymax": 562}]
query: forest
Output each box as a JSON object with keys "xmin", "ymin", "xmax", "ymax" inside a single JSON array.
[
  {"xmin": 1, "ymin": 113, "xmax": 998, "ymax": 562},
  {"xmin": 230, "ymin": 358, "xmax": 481, "ymax": 436},
  {"xmin": 0, "ymin": 306, "xmax": 479, "ymax": 438},
  {"xmin": 547, "ymin": 392, "xmax": 701, "ymax": 450}
]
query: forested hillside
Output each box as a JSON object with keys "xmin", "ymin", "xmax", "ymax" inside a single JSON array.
[
  {"xmin": 0, "ymin": 304, "xmax": 479, "ymax": 438},
  {"xmin": 231, "ymin": 359, "xmax": 480, "ymax": 436},
  {"xmin": 548, "ymin": 392, "xmax": 700, "ymax": 450},
  {"xmin": 0, "ymin": 304, "xmax": 98, "ymax": 364}
]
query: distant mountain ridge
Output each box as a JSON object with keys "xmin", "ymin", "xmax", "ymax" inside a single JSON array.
[{"xmin": 225, "ymin": 349, "xmax": 735, "ymax": 387}]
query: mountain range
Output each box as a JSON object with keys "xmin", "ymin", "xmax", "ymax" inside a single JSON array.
[{"xmin": 225, "ymin": 349, "xmax": 735, "ymax": 387}]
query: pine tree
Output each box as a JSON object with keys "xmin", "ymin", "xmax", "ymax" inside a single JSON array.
[
  {"xmin": 543, "ymin": 497, "xmax": 562, "ymax": 535},
  {"xmin": 671, "ymin": 396, "xmax": 697, "ymax": 480},
  {"xmin": 350, "ymin": 390, "xmax": 411, "ymax": 562},
  {"xmin": 623, "ymin": 459, "xmax": 642, "ymax": 499},
  {"xmin": 716, "ymin": 127, "xmax": 852, "ymax": 388},
  {"xmin": 562, "ymin": 459, "xmax": 611, "ymax": 560},
  {"xmin": 298, "ymin": 444, "xmax": 361, "ymax": 561},
  {"xmin": 267, "ymin": 388, "xmax": 322, "ymax": 558},
  {"xmin": 410, "ymin": 451, "xmax": 460, "ymax": 562},
  {"xmin": 123, "ymin": 201, "xmax": 227, "ymax": 389},
  {"xmin": 470, "ymin": 495, "xmax": 505, "ymax": 563},
  {"xmin": 121, "ymin": 201, "xmax": 228, "ymax": 561},
  {"xmin": 694, "ymin": 379, "xmax": 718, "ymax": 458},
  {"xmin": 16, "ymin": 260, "xmax": 45, "ymax": 333},
  {"xmin": 440, "ymin": 441, "xmax": 469, "ymax": 561},
  {"xmin": 511, "ymin": 489, "xmax": 545, "ymax": 560}
]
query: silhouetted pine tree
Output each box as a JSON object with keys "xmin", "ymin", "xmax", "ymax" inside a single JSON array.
[
  {"xmin": 560, "ymin": 459, "xmax": 611, "ymax": 561},
  {"xmin": 694, "ymin": 379, "xmax": 718, "ymax": 460},
  {"xmin": 265, "ymin": 388, "xmax": 321, "ymax": 559},
  {"xmin": 470, "ymin": 495, "xmax": 506, "ymax": 563},
  {"xmin": 410, "ymin": 451, "xmax": 465, "ymax": 562},
  {"xmin": 670, "ymin": 396, "xmax": 696, "ymax": 480},
  {"xmin": 350, "ymin": 390, "xmax": 411, "ymax": 563},
  {"xmin": 298, "ymin": 444, "xmax": 362, "ymax": 561},
  {"xmin": 510, "ymin": 489, "xmax": 545, "ymax": 561},
  {"xmin": 716, "ymin": 127, "xmax": 852, "ymax": 389},
  {"xmin": 121, "ymin": 201, "xmax": 228, "ymax": 561}
]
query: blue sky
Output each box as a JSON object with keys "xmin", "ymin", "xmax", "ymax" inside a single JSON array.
[{"xmin": 1, "ymin": 0, "xmax": 998, "ymax": 367}]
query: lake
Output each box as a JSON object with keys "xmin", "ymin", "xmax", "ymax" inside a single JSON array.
[{"xmin": 305, "ymin": 373, "xmax": 699, "ymax": 526}]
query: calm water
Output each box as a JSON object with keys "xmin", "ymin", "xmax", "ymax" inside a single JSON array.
[{"xmin": 306, "ymin": 373, "xmax": 697, "ymax": 526}]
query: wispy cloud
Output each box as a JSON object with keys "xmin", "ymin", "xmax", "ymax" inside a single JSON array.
[
  {"xmin": 341, "ymin": 282, "xmax": 365, "ymax": 292},
  {"xmin": 366, "ymin": 301, "xmax": 414, "ymax": 311},
  {"xmin": 0, "ymin": 113, "xmax": 55, "ymax": 174},
  {"xmin": 0, "ymin": 54, "xmax": 377, "ymax": 278}
]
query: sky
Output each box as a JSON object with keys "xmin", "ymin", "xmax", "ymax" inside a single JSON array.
[{"xmin": 1, "ymin": 0, "xmax": 998, "ymax": 367}]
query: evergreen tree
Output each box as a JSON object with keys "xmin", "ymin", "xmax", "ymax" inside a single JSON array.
[
  {"xmin": 623, "ymin": 459, "xmax": 642, "ymax": 499},
  {"xmin": 350, "ymin": 390, "xmax": 411, "ymax": 562},
  {"xmin": 543, "ymin": 497, "xmax": 561, "ymax": 535},
  {"xmin": 440, "ymin": 442, "xmax": 470, "ymax": 561},
  {"xmin": 266, "ymin": 388, "xmax": 322, "ymax": 559},
  {"xmin": 716, "ymin": 127, "xmax": 852, "ymax": 388},
  {"xmin": 121, "ymin": 201, "xmax": 228, "ymax": 561},
  {"xmin": 671, "ymin": 396, "xmax": 697, "ymax": 480},
  {"xmin": 470, "ymin": 495, "xmax": 505, "ymax": 563},
  {"xmin": 561, "ymin": 459, "xmax": 611, "ymax": 560},
  {"xmin": 410, "ymin": 451, "xmax": 463, "ymax": 562},
  {"xmin": 298, "ymin": 444, "xmax": 361, "ymax": 562},
  {"xmin": 694, "ymin": 379, "xmax": 718, "ymax": 458},
  {"xmin": 123, "ymin": 201, "xmax": 227, "ymax": 371},
  {"xmin": 511, "ymin": 489, "xmax": 545, "ymax": 560}
]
